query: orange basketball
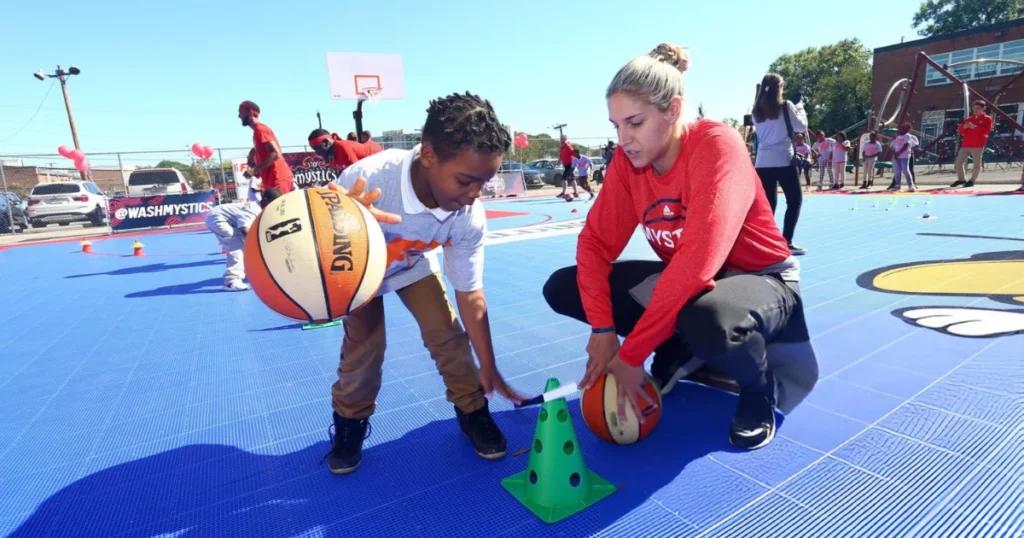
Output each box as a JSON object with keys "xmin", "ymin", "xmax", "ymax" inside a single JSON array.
[
  {"xmin": 243, "ymin": 187, "xmax": 386, "ymax": 323},
  {"xmin": 580, "ymin": 373, "xmax": 662, "ymax": 444}
]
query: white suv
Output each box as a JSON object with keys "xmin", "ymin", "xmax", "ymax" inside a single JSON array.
[
  {"xmin": 27, "ymin": 181, "xmax": 109, "ymax": 228},
  {"xmin": 127, "ymin": 168, "xmax": 194, "ymax": 197}
]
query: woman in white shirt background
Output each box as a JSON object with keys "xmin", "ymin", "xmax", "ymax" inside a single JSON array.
[
  {"xmin": 811, "ymin": 131, "xmax": 835, "ymax": 190},
  {"xmin": 752, "ymin": 73, "xmax": 808, "ymax": 255}
]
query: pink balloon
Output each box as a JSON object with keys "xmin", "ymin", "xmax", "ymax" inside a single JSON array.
[
  {"xmin": 75, "ymin": 159, "xmax": 90, "ymax": 173},
  {"xmin": 191, "ymin": 143, "xmax": 204, "ymax": 157},
  {"xmin": 69, "ymin": 149, "xmax": 85, "ymax": 161},
  {"xmin": 203, "ymin": 145, "xmax": 214, "ymax": 159},
  {"xmin": 57, "ymin": 145, "xmax": 73, "ymax": 158},
  {"xmin": 514, "ymin": 135, "xmax": 529, "ymax": 149}
]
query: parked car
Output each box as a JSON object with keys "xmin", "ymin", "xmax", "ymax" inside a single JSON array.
[
  {"xmin": 498, "ymin": 161, "xmax": 546, "ymax": 189},
  {"xmin": 0, "ymin": 193, "xmax": 29, "ymax": 234},
  {"xmin": 528, "ymin": 158, "xmax": 565, "ymax": 186},
  {"xmin": 590, "ymin": 156, "xmax": 607, "ymax": 183},
  {"xmin": 126, "ymin": 168, "xmax": 194, "ymax": 197},
  {"xmin": 26, "ymin": 181, "xmax": 109, "ymax": 228}
]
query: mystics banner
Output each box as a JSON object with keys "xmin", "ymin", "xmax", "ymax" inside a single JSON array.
[
  {"xmin": 482, "ymin": 170, "xmax": 526, "ymax": 198},
  {"xmin": 109, "ymin": 192, "xmax": 216, "ymax": 232},
  {"xmin": 283, "ymin": 152, "xmax": 341, "ymax": 189}
]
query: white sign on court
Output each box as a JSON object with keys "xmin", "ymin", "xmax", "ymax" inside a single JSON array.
[{"xmin": 325, "ymin": 52, "xmax": 405, "ymax": 100}]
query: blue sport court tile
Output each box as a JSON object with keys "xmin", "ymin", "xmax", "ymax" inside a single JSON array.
[
  {"xmin": 778, "ymin": 403, "xmax": 866, "ymax": 452},
  {"xmin": 804, "ymin": 378, "xmax": 905, "ymax": 423},
  {"xmin": 879, "ymin": 403, "xmax": 1012, "ymax": 462},
  {"xmin": 835, "ymin": 360, "xmax": 936, "ymax": 399}
]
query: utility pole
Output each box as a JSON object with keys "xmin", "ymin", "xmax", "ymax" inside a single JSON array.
[
  {"xmin": 35, "ymin": 65, "xmax": 85, "ymax": 180},
  {"xmin": 551, "ymin": 123, "xmax": 567, "ymax": 138}
]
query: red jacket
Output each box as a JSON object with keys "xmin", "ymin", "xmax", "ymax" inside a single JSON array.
[
  {"xmin": 576, "ymin": 120, "xmax": 791, "ymax": 366},
  {"xmin": 959, "ymin": 113, "xmax": 993, "ymax": 148},
  {"xmin": 328, "ymin": 140, "xmax": 380, "ymax": 172}
]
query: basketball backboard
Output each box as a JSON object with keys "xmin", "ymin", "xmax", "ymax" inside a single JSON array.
[{"xmin": 326, "ymin": 52, "xmax": 405, "ymax": 100}]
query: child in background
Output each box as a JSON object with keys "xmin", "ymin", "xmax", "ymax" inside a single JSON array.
[
  {"xmin": 860, "ymin": 132, "xmax": 883, "ymax": 189},
  {"xmin": 572, "ymin": 149, "xmax": 596, "ymax": 200},
  {"xmin": 793, "ymin": 133, "xmax": 812, "ymax": 189},
  {"xmin": 204, "ymin": 199, "xmax": 261, "ymax": 291},
  {"xmin": 812, "ymin": 131, "xmax": 835, "ymax": 190},
  {"xmin": 831, "ymin": 132, "xmax": 851, "ymax": 189},
  {"xmin": 889, "ymin": 122, "xmax": 917, "ymax": 192},
  {"xmin": 325, "ymin": 92, "xmax": 526, "ymax": 475}
]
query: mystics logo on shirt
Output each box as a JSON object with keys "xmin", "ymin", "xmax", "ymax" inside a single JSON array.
[{"xmin": 640, "ymin": 198, "xmax": 685, "ymax": 259}]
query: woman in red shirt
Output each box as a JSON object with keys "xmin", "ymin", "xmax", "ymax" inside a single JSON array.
[{"xmin": 543, "ymin": 43, "xmax": 819, "ymax": 450}]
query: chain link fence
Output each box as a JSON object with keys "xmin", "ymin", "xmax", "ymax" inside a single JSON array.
[{"xmin": 0, "ymin": 133, "xmax": 616, "ymax": 238}]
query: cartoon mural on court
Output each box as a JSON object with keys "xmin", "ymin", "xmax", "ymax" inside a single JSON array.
[{"xmin": 857, "ymin": 248, "xmax": 1024, "ymax": 338}]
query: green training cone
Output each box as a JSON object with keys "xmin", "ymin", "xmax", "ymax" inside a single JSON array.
[{"xmin": 501, "ymin": 378, "xmax": 616, "ymax": 523}]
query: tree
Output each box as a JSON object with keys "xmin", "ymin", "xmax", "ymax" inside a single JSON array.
[
  {"xmin": 506, "ymin": 132, "xmax": 558, "ymax": 163},
  {"xmin": 722, "ymin": 117, "xmax": 741, "ymax": 130},
  {"xmin": 912, "ymin": 0, "xmax": 1024, "ymax": 37},
  {"xmin": 767, "ymin": 38, "xmax": 873, "ymax": 137}
]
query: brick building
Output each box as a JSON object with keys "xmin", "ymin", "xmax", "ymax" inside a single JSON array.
[
  {"xmin": 872, "ymin": 19, "xmax": 1024, "ymax": 158},
  {"xmin": 0, "ymin": 163, "xmax": 127, "ymax": 197}
]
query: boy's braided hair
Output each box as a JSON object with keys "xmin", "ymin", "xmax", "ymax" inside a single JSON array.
[{"xmin": 422, "ymin": 92, "xmax": 511, "ymax": 160}]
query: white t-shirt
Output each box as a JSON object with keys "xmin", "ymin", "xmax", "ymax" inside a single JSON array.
[
  {"xmin": 890, "ymin": 134, "xmax": 917, "ymax": 159},
  {"xmin": 334, "ymin": 145, "xmax": 486, "ymax": 294},
  {"xmin": 573, "ymin": 155, "xmax": 592, "ymax": 176},
  {"xmin": 752, "ymin": 101, "xmax": 809, "ymax": 168},
  {"xmin": 862, "ymin": 142, "xmax": 883, "ymax": 159},
  {"xmin": 794, "ymin": 143, "xmax": 810, "ymax": 157},
  {"xmin": 831, "ymin": 141, "xmax": 851, "ymax": 163},
  {"xmin": 813, "ymin": 139, "xmax": 835, "ymax": 161}
]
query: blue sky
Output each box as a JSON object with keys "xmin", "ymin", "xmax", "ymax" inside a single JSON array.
[{"xmin": 1, "ymin": 0, "xmax": 923, "ymax": 165}]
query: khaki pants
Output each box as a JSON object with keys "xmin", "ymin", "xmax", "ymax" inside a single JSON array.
[
  {"xmin": 955, "ymin": 147, "xmax": 984, "ymax": 182},
  {"xmin": 331, "ymin": 272, "xmax": 484, "ymax": 419}
]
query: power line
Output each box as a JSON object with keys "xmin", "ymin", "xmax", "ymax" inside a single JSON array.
[{"xmin": 0, "ymin": 80, "xmax": 56, "ymax": 144}]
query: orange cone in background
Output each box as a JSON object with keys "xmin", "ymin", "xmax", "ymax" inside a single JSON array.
[
  {"xmin": 133, "ymin": 240, "xmax": 144, "ymax": 256},
  {"xmin": 81, "ymin": 241, "xmax": 92, "ymax": 253}
]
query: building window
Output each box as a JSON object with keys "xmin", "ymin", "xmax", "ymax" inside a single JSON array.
[{"xmin": 924, "ymin": 39, "xmax": 1024, "ymax": 86}]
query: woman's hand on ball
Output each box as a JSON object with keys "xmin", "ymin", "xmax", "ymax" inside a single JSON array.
[
  {"xmin": 580, "ymin": 331, "xmax": 619, "ymax": 390},
  {"xmin": 327, "ymin": 179, "xmax": 402, "ymax": 224},
  {"xmin": 607, "ymin": 355, "xmax": 657, "ymax": 424}
]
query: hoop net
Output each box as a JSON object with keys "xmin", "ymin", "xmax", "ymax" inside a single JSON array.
[{"xmin": 359, "ymin": 87, "xmax": 382, "ymax": 107}]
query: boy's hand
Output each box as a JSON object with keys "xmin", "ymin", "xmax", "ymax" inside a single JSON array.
[
  {"xmin": 327, "ymin": 178, "xmax": 402, "ymax": 224},
  {"xmin": 479, "ymin": 365, "xmax": 526, "ymax": 404}
]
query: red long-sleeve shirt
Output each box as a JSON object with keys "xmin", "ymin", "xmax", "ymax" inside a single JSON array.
[
  {"xmin": 560, "ymin": 142, "xmax": 575, "ymax": 166},
  {"xmin": 576, "ymin": 119, "xmax": 792, "ymax": 366},
  {"xmin": 958, "ymin": 113, "xmax": 993, "ymax": 149}
]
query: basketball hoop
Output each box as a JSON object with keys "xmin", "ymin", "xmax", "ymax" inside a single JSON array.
[{"xmin": 359, "ymin": 88, "xmax": 382, "ymax": 107}]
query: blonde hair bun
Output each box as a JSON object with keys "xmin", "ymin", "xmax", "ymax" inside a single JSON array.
[{"xmin": 649, "ymin": 43, "xmax": 689, "ymax": 74}]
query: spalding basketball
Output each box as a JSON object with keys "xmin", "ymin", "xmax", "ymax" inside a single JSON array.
[
  {"xmin": 243, "ymin": 187, "xmax": 386, "ymax": 323},
  {"xmin": 580, "ymin": 373, "xmax": 662, "ymax": 445}
]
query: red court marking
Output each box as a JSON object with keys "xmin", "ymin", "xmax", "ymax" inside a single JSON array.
[{"xmin": 485, "ymin": 210, "xmax": 530, "ymax": 219}]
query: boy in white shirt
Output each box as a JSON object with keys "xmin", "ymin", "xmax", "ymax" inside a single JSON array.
[
  {"xmin": 324, "ymin": 92, "xmax": 526, "ymax": 475},
  {"xmin": 811, "ymin": 130, "xmax": 835, "ymax": 190},
  {"xmin": 571, "ymin": 149, "xmax": 596, "ymax": 200},
  {"xmin": 830, "ymin": 132, "xmax": 851, "ymax": 189},
  {"xmin": 860, "ymin": 132, "xmax": 883, "ymax": 189},
  {"xmin": 889, "ymin": 123, "xmax": 917, "ymax": 192}
]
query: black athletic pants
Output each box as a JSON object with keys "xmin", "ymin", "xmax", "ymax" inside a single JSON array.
[
  {"xmin": 756, "ymin": 166, "xmax": 802, "ymax": 244},
  {"xmin": 543, "ymin": 261, "xmax": 808, "ymax": 392}
]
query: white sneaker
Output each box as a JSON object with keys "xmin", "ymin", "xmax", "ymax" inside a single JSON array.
[{"xmin": 223, "ymin": 280, "xmax": 249, "ymax": 292}]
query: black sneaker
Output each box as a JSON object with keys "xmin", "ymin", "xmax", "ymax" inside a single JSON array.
[
  {"xmin": 325, "ymin": 412, "xmax": 371, "ymax": 475},
  {"xmin": 456, "ymin": 400, "xmax": 506, "ymax": 460},
  {"xmin": 788, "ymin": 243, "xmax": 807, "ymax": 255},
  {"xmin": 964, "ymin": 180, "xmax": 975, "ymax": 188},
  {"xmin": 950, "ymin": 179, "xmax": 967, "ymax": 188},
  {"xmin": 729, "ymin": 384, "xmax": 777, "ymax": 450}
]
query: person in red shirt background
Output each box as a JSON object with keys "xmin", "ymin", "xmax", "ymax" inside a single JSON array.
[
  {"xmin": 952, "ymin": 100, "xmax": 994, "ymax": 188},
  {"xmin": 360, "ymin": 131, "xmax": 384, "ymax": 154},
  {"xmin": 238, "ymin": 101, "xmax": 295, "ymax": 207},
  {"xmin": 557, "ymin": 134, "xmax": 576, "ymax": 198},
  {"xmin": 308, "ymin": 129, "xmax": 381, "ymax": 173},
  {"xmin": 543, "ymin": 43, "xmax": 819, "ymax": 450}
]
